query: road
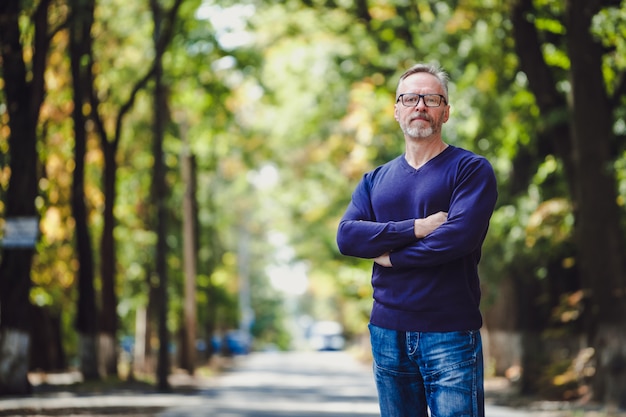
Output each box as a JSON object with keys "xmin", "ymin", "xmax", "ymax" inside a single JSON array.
[
  {"xmin": 159, "ymin": 351, "xmax": 555, "ymax": 417},
  {"xmin": 0, "ymin": 350, "xmax": 567, "ymax": 417},
  {"xmin": 160, "ymin": 350, "xmax": 380, "ymax": 417}
]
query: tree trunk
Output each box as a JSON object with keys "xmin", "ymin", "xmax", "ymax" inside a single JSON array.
[
  {"xmin": 0, "ymin": 0, "xmax": 50, "ymax": 396},
  {"xmin": 593, "ymin": 325, "xmax": 626, "ymax": 409},
  {"xmin": 69, "ymin": 0, "xmax": 99, "ymax": 380},
  {"xmin": 132, "ymin": 306, "xmax": 148, "ymax": 375},
  {"xmin": 99, "ymin": 143, "xmax": 119, "ymax": 377},
  {"xmin": 202, "ymin": 147, "xmax": 221, "ymax": 363},
  {"xmin": 143, "ymin": 276, "xmax": 158, "ymax": 375},
  {"xmin": 98, "ymin": 333, "xmax": 117, "ymax": 377},
  {"xmin": 30, "ymin": 306, "xmax": 66, "ymax": 371},
  {"xmin": 147, "ymin": 0, "xmax": 184, "ymax": 390},
  {"xmin": 0, "ymin": 329, "xmax": 30, "ymax": 394},
  {"xmin": 151, "ymin": 0, "xmax": 171, "ymax": 391},
  {"xmin": 482, "ymin": 275, "xmax": 521, "ymax": 378},
  {"xmin": 180, "ymin": 128, "xmax": 198, "ymax": 374}
]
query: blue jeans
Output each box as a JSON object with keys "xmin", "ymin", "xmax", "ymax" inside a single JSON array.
[{"xmin": 369, "ymin": 323, "xmax": 484, "ymax": 417}]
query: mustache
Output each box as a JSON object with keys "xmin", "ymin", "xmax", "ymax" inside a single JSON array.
[{"xmin": 410, "ymin": 112, "xmax": 432, "ymax": 122}]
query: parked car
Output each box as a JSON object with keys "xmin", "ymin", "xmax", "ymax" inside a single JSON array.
[{"xmin": 309, "ymin": 321, "xmax": 345, "ymax": 351}]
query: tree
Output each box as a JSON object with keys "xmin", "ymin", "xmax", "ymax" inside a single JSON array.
[
  {"xmin": 0, "ymin": 0, "xmax": 52, "ymax": 395},
  {"xmin": 89, "ymin": 1, "xmax": 156, "ymax": 378},
  {"xmin": 179, "ymin": 125, "xmax": 198, "ymax": 374},
  {"xmin": 148, "ymin": 0, "xmax": 184, "ymax": 391},
  {"xmin": 511, "ymin": 0, "xmax": 626, "ymax": 402},
  {"xmin": 69, "ymin": 0, "xmax": 100, "ymax": 380}
]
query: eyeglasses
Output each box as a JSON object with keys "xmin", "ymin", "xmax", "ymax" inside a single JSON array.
[{"xmin": 396, "ymin": 93, "xmax": 447, "ymax": 108}]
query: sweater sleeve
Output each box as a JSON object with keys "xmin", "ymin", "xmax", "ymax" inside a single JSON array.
[
  {"xmin": 336, "ymin": 176, "xmax": 417, "ymax": 259},
  {"xmin": 390, "ymin": 157, "xmax": 498, "ymax": 268}
]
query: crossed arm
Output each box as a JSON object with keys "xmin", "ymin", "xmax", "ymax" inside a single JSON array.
[
  {"xmin": 337, "ymin": 158, "xmax": 497, "ymax": 269},
  {"xmin": 372, "ymin": 211, "xmax": 447, "ymax": 267}
]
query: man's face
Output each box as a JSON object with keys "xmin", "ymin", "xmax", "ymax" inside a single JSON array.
[{"xmin": 394, "ymin": 72, "xmax": 450, "ymax": 139}]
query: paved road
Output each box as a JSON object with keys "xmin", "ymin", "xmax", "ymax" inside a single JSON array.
[
  {"xmin": 0, "ymin": 350, "xmax": 566, "ymax": 417},
  {"xmin": 160, "ymin": 351, "xmax": 380, "ymax": 417},
  {"xmin": 158, "ymin": 351, "xmax": 556, "ymax": 417}
]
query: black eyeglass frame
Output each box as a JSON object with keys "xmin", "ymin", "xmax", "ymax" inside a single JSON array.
[{"xmin": 396, "ymin": 93, "xmax": 448, "ymax": 108}]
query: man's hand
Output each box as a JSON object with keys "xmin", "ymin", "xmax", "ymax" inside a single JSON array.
[
  {"xmin": 372, "ymin": 212, "xmax": 447, "ymax": 267},
  {"xmin": 414, "ymin": 211, "xmax": 448, "ymax": 239},
  {"xmin": 373, "ymin": 252, "xmax": 392, "ymax": 267}
]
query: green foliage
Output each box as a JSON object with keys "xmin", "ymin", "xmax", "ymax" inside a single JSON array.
[
  {"xmin": 592, "ymin": 1, "xmax": 626, "ymax": 94},
  {"xmin": 2, "ymin": 0, "xmax": 625, "ymax": 395}
]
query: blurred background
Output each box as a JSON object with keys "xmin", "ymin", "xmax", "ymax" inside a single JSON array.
[{"xmin": 1, "ymin": 0, "xmax": 626, "ymax": 408}]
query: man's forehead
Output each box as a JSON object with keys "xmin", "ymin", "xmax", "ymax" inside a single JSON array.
[
  {"xmin": 400, "ymin": 72, "xmax": 441, "ymax": 88},
  {"xmin": 397, "ymin": 74, "xmax": 445, "ymax": 98}
]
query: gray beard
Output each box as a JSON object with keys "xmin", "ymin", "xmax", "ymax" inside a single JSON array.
[{"xmin": 404, "ymin": 125, "xmax": 434, "ymax": 138}]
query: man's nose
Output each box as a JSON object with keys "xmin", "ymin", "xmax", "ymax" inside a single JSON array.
[{"xmin": 415, "ymin": 97, "xmax": 428, "ymax": 109}]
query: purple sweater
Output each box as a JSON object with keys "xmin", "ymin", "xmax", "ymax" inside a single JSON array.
[{"xmin": 337, "ymin": 146, "xmax": 497, "ymax": 332}]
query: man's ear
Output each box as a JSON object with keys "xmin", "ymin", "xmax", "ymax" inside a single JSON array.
[{"xmin": 443, "ymin": 105, "xmax": 450, "ymax": 123}]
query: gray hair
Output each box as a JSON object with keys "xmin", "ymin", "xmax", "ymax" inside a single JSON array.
[{"xmin": 396, "ymin": 63, "xmax": 449, "ymax": 101}]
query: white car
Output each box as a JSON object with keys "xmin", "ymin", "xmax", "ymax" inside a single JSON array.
[{"xmin": 309, "ymin": 321, "xmax": 345, "ymax": 351}]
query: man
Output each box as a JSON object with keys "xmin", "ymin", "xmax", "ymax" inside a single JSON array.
[{"xmin": 336, "ymin": 63, "xmax": 497, "ymax": 417}]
